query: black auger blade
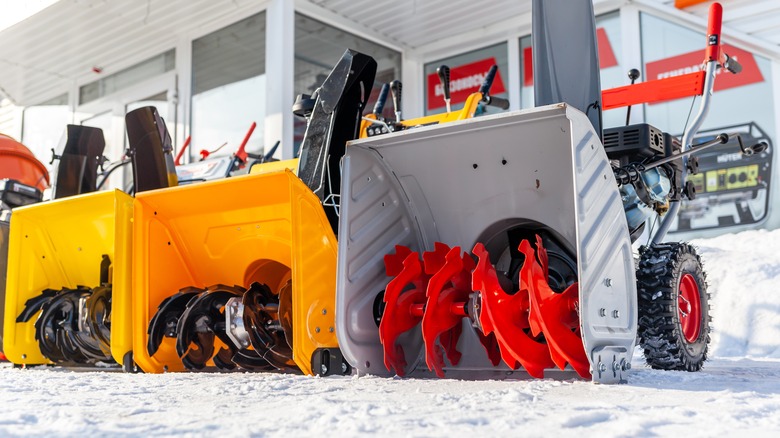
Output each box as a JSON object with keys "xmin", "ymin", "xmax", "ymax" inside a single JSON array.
[
  {"xmin": 147, "ymin": 288, "xmax": 202, "ymax": 357},
  {"xmin": 242, "ymin": 282, "xmax": 296, "ymax": 371},
  {"xmin": 175, "ymin": 285, "xmax": 243, "ymax": 370}
]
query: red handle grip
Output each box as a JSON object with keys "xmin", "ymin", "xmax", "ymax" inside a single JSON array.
[
  {"xmin": 235, "ymin": 121, "xmax": 257, "ymax": 163},
  {"xmin": 705, "ymin": 2, "xmax": 723, "ymax": 62},
  {"xmin": 174, "ymin": 136, "xmax": 191, "ymax": 166}
]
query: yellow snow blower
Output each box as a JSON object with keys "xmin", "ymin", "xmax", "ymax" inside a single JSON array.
[
  {"xmin": 4, "ymin": 109, "xmax": 178, "ymax": 368},
  {"xmin": 0, "ymin": 134, "xmax": 49, "ymax": 360}
]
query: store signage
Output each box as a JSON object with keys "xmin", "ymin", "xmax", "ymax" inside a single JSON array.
[
  {"xmin": 522, "ymin": 28, "xmax": 618, "ymax": 87},
  {"xmin": 427, "ymin": 57, "xmax": 506, "ymax": 111},
  {"xmin": 675, "ymin": 0, "xmax": 709, "ymax": 8},
  {"xmin": 645, "ymin": 44, "xmax": 763, "ymax": 100}
]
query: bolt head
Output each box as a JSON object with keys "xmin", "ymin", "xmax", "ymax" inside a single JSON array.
[
  {"xmin": 320, "ymin": 364, "xmax": 328, "ymax": 374},
  {"xmin": 341, "ymin": 362, "xmax": 348, "ymax": 373}
]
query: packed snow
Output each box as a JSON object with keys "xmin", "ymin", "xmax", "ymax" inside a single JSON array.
[{"xmin": 2, "ymin": 228, "xmax": 780, "ymax": 436}]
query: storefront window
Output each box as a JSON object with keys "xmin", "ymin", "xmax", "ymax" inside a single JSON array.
[
  {"xmin": 80, "ymin": 50, "xmax": 174, "ymax": 105},
  {"xmin": 518, "ymin": 13, "xmax": 625, "ymax": 127},
  {"xmin": 294, "ymin": 14, "xmax": 402, "ymax": 154},
  {"xmin": 640, "ymin": 13, "xmax": 776, "ymax": 234},
  {"xmin": 191, "ymin": 13, "xmax": 265, "ymax": 159},
  {"xmin": 423, "ymin": 43, "xmax": 509, "ymax": 116},
  {"xmin": 21, "ymin": 93, "xmax": 71, "ymax": 167}
]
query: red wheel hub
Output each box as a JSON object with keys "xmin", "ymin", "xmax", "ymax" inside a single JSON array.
[{"xmin": 678, "ymin": 273, "xmax": 702, "ymax": 343}]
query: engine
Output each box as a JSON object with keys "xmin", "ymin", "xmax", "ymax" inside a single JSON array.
[{"xmin": 604, "ymin": 124, "xmax": 687, "ymax": 242}]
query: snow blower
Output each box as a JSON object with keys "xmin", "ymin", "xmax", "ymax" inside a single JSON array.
[
  {"xmin": 335, "ymin": 1, "xmax": 758, "ymax": 383},
  {"xmin": 4, "ymin": 108, "xmax": 177, "ymax": 368},
  {"xmin": 140, "ymin": 47, "xmax": 508, "ymax": 375},
  {"xmin": 138, "ymin": 49, "xmax": 376, "ymax": 375},
  {"xmin": 0, "ymin": 134, "xmax": 49, "ymax": 360}
]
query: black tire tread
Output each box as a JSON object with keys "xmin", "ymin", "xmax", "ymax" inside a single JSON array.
[{"xmin": 636, "ymin": 242, "xmax": 711, "ymax": 371}]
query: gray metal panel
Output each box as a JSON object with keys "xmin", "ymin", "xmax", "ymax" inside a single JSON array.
[
  {"xmin": 337, "ymin": 104, "xmax": 637, "ymax": 381},
  {"xmin": 533, "ymin": 0, "xmax": 602, "ymax": 135},
  {"xmin": 338, "ymin": 106, "xmax": 576, "ymax": 377},
  {"xmin": 566, "ymin": 107, "xmax": 636, "ymax": 383}
]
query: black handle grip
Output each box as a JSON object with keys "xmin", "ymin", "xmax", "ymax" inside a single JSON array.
[
  {"xmin": 723, "ymin": 53, "xmax": 742, "ymax": 74},
  {"xmin": 373, "ymin": 83, "xmax": 390, "ymax": 115},
  {"xmin": 436, "ymin": 65, "xmax": 451, "ymax": 100},
  {"xmin": 479, "ymin": 65, "xmax": 499, "ymax": 96},
  {"xmin": 483, "ymin": 95, "xmax": 510, "ymax": 110},
  {"xmin": 390, "ymin": 80, "xmax": 402, "ymax": 120}
]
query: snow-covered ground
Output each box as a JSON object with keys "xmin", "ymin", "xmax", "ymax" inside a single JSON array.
[{"xmin": 2, "ymin": 229, "xmax": 780, "ymax": 436}]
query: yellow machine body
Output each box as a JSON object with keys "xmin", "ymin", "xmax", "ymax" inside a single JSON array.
[
  {"xmin": 248, "ymin": 158, "xmax": 298, "ymax": 175},
  {"xmin": 2, "ymin": 189, "xmax": 133, "ymax": 364},
  {"xmin": 359, "ymin": 92, "xmax": 484, "ymax": 138},
  {"xmin": 132, "ymin": 170, "xmax": 337, "ymax": 375}
]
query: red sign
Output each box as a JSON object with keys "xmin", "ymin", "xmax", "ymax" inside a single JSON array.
[
  {"xmin": 522, "ymin": 27, "xmax": 618, "ymax": 87},
  {"xmin": 645, "ymin": 44, "xmax": 764, "ymax": 100},
  {"xmin": 426, "ymin": 57, "xmax": 506, "ymax": 111}
]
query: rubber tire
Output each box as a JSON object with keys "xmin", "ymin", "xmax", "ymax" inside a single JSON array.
[
  {"xmin": 122, "ymin": 351, "xmax": 142, "ymax": 374},
  {"xmin": 636, "ymin": 242, "xmax": 711, "ymax": 371}
]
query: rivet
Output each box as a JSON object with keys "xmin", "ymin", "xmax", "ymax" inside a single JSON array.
[
  {"xmin": 612, "ymin": 310, "xmax": 620, "ymax": 318},
  {"xmin": 321, "ymin": 309, "xmax": 327, "ymax": 315},
  {"xmin": 21, "ymin": 354, "xmax": 27, "ymax": 359},
  {"xmin": 315, "ymin": 327, "xmax": 321, "ymax": 333},
  {"xmin": 599, "ymin": 308, "xmax": 606, "ymax": 317},
  {"xmin": 604, "ymin": 278, "xmax": 612, "ymax": 287},
  {"xmin": 329, "ymin": 327, "xmax": 334, "ymax": 333}
]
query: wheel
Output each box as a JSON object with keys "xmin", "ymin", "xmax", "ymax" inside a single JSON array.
[
  {"xmin": 122, "ymin": 351, "xmax": 142, "ymax": 373},
  {"xmin": 636, "ymin": 242, "xmax": 711, "ymax": 371}
]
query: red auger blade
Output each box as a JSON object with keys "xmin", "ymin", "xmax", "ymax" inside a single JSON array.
[
  {"xmin": 472, "ymin": 243, "xmax": 555, "ymax": 378},
  {"xmin": 522, "ymin": 237, "xmax": 590, "ymax": 378},
  {"xmin": 421, "ymin": 245, "xmax": 474, "ymax": 377},
  {"xmin": 380, "ymin": 247, "xmax": 427, "ymax": 376}
]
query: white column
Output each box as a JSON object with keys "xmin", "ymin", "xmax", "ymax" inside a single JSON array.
[
  {"xmin": 507, "ymin": 37, "xmax": 521, "ymax": 111},
  {"xmin": 400, "ymin": 52, "xmax": 424, "ymax": 119},
  {"xmin": 265, "ymin": 0, "xmax": 295, "ymax": 159}
]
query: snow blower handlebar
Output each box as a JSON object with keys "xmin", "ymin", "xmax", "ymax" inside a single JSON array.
[
  {"xmin": 479, "ymin": 65, "xmax": 510, "ymax": 110},
  {"xmin": 173, "ymin": 136, "xmax": 191, "ymax": 166},
  {"xmin": 652, "ymin": 2, "xmax": 727, "ymax": 243}
]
